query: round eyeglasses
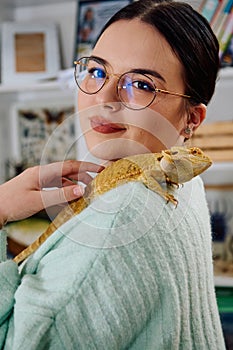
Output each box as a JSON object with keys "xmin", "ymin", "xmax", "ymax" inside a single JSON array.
[{"xmin": 74, "ymin": 56, "xmax": 191, "ymax": 111}]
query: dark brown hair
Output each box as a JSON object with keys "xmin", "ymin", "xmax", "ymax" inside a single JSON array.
[{"xmin": 96, "ymin": 0, "xmax": 220, "ymax": 106}]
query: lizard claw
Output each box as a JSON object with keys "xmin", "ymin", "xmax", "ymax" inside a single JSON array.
[
  {"xmin": 166, "ymin": 176, "xmax": 179, "ymax": 188},
  {"xmin": 166, "ymin": 193, "xmax": 178, "ymax": 207}
]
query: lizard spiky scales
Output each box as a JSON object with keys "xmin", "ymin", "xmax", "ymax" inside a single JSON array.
[{"xmin": 13, "ymin": 146, "xmax": 212, "ymax": 264}]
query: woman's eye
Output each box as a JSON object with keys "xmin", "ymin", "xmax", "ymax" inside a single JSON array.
[
  {"xmin": 132, "ymin": 80, "xmax": 155, "ymax": 92},
  {"xmin": 88, "ymin": 67, "xmax": 106, "ymax": 79}
]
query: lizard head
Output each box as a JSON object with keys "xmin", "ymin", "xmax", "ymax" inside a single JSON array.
[{"xmin": 160, "ymin": 146, "xmax": 212, "ymax": 183}]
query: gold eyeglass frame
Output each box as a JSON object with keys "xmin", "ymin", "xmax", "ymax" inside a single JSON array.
[{"xmin": 74, "ymin": 58, "xmax": 191, "ymax": 110}]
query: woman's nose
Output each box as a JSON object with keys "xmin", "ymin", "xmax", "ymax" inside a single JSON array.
[{"xmin": 95, "ymin": 78, "xmax": 122, "ymax": 111}]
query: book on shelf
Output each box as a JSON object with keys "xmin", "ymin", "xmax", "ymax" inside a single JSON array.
[
  {"xmin": 200, "ymin": 0, "xmax": 221, "ymax": 22},
  {"xmin": 215, "ymin": 0, "xmax": 233, "ymax": 40},
  {"xmin": 219, "ymin": 7, "xmax": 233, "ymax": 58},
  {"xmin": 199, "ymin": 0, "xmax": 233, "ymax": 66},
  {"xmin": 211, "ymin": 0, "xmax": 231, "ymax": 32},
  {"xmin": 221, "ymin": 33, "xmax": 233, "ymax": 66}
]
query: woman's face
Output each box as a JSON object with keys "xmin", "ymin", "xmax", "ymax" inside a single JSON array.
[{"xmin": 78, "ymin": 19, "xmax": 189, "ymax": 161}]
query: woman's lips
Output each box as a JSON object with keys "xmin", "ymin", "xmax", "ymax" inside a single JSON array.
[{"xmin": 90, "ymin": 116, "xmax": 126, "ymax": 134}]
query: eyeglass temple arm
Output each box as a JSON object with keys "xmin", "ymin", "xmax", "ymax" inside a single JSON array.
[{"xmin": 156, "ymin": 88, "xmax": 191, "ymax": 99}]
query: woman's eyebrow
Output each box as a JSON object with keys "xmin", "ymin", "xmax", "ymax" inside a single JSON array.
[
  {"xmin": 89, "ymin": 55, "xmax": 110, "ymax": 66},
  {"xmin": 130, "ymin": 68, "xmax": 166, "ymax": 83},
  {"xmin": 89, "ymin": 56, "xmax": 166, "ymax": 82}
]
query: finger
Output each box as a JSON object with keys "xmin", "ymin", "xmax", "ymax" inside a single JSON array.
[
  {"xmin": 41, "ymin": 185, "xmax": 85, "ymax": 208},
  {"xmin": 78, "ymin": 172, "xmax": 94, "ymax": 185},
  {"xmin": 62, "ymin": 177, "xmax": 77, "ymax": 187},
  {"xmin": 39, "ymin": 161, "xmax": 104, "ymax": 188},
  {"xmin": 62, "ymin": 160, "xmax": 104, "ymax": 176},
  {"xmin": 56, "ymin": 173, "xmax": 94, "ymax": 187}
]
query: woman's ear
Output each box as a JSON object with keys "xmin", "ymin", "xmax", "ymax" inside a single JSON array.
[
  {"xmin": 189, "ymin": 103, "xmax": 206, "ymax": 130},
  {"xmin": 181, "ymin": 103, "xmax": 206, "ymax": 139}
]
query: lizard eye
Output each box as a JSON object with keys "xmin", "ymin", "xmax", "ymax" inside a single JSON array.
[
  {"xmin": 171, "ymin": 151, "xmax": 178, "ymax": 155},
  {"xmin": 191, "ymin": 147, "xmax": 201, "ymax": 155}
]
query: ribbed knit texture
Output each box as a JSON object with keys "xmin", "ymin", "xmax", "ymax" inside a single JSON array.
[
  {"xmin": 0, "ymin": 178, "xmax": 226, "ymax": 349},
  {"xmin": 0, "ymin": 229, "xmax": 7, "ymax": 262}
]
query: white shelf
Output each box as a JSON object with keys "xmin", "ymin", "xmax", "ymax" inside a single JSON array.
[
  {"xmin": 201, "ymin": 162, "xmax": 233, "ymax": 185},
  {"xmin": 219, "ymin": 67, "xmax": 233, "ymax": 79},
  {"xmin": 215, "ymin": 276, "xmax": 233, "ymax": 287},
  {"xmin": 0, "ymin": 80, "xmax": 61, "ymax": 93},
  {"xmin": 0, "ymin": 67, "xmax": 76, "ymax": 94}
]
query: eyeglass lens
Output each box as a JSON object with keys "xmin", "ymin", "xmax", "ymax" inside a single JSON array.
[{"xmin": 75, "ymin": 57, "xmax": 157, "ymax": 110}]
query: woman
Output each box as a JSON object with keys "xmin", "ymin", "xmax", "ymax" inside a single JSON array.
[{"xmin": 0, "ymin": 1, "xmax": 226, "ymax": 349}]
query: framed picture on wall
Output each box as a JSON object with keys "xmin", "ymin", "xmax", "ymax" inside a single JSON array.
[
  {"xmin": 9, "ymin": 100, "xmax": 77, "ymax": 171},
  {"xmin": 1, "ymin": 22, "xmax": 60, "ymax": 85},
  {"xmin": 74, "ymin": 0, "xmax": 132, "ymax": 60}
]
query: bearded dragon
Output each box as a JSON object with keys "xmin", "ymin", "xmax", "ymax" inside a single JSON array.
[{"xmin": 13, "ymin": 146, "xmax": 212, "ymax": 264}]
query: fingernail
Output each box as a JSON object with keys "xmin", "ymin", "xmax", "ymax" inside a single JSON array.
[{"xmin": 73, "ymin": 186, "xmax": 85, "ymax": 196}]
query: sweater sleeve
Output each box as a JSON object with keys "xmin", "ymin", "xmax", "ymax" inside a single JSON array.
[
  {"xmin": 0, "ymin": 229, "xmax": 7, "ymax": 262},
  {"xmin": 0, "ymin": 230, "xmax": 21, "ymax": 348},
  {"xmin": 0, "ymin": 261, "xmax": 20, "ymax": 323},
  {"xmin": 0, "ymin": 261, "xmax": 20, "ymax": 349},
  {"xmin": 0, "ymin": 229, "xmax": 20, "ymax": 323}
]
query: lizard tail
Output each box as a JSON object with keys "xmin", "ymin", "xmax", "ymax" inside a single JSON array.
[{"xmin": 13, "ymin": 197, "xmax": 88, "ymax": 265}]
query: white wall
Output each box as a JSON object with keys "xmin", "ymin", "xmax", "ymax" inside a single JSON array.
[{"xmin": 206, "ymin": 68, "xmax": 233, "ymax": 122}]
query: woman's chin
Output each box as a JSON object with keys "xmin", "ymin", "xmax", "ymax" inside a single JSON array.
[{"xmin": 86, "ymin": 138, "xmax": 154, "ymax": 161}]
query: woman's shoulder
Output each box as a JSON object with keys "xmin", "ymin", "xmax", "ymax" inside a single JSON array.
[
  {"xmin": 33, "ymin": 176, "xmax": 207, "ymax": 254},
  {"xmin": 22, "ymin": 176, "xmax": 208, "ymax": 274},
  {"xmin": 63, "ymin": 176, "xmax": 208, "ymax": 248},
  {"xmin": 19, "ymin": 177, "xmax": 211, "ymax": 313},
  {"xmin": 87, "ymin": 175, "xmax": 206, "ymax": 218}
]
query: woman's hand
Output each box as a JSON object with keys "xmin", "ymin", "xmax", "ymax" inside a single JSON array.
[{"xmin": 0, "ymin": 160, "xmax": 104, "ymax": 228}]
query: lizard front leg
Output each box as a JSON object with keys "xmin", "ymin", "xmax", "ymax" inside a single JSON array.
[
  {"xmin": 141, "ymin": 172, "xmax": 178, "ymax": 206},
  {"xmin": 165, "ymin": 176, "xmax": 180, "ymax": 188}
]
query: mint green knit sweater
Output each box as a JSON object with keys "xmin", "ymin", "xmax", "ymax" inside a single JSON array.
[{"xmin": 0, "ymin": 178, "xmax": 226, "ymax": 349}]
